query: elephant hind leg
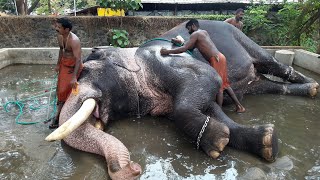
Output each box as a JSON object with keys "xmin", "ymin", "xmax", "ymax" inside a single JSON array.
[
  {"xmin": 247, "ymin": 74, "xmax": 319, "ymax": 97},
  {"xmin": 255, "ymin": 59, "xmax": 317, "ymax": 84}
]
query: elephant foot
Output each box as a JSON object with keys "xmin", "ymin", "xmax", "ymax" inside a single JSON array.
[
  {"xmin": 108, "ymin": 161, "xmax": 141, "ymax": 180},
  {"xmin": 259, "ymin": 124, "xmax": 278, "ymax": 162},
  {"xmin": 309, "ymin": 82, "xmax": 319, "ymax": 98},
  {"xmin": 201, "ymin": 120, "xmax": 230, "ymax": 159},
  {"xmin": 209, "ymin": 134, "xmax": 229, "ymax": 159}
]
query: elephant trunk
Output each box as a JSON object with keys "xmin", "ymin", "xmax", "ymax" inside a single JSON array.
[
  {"xmin": 45, "ymin": 97, "xmax": 142, "ymax": 179},
  {"xmin": 93, "ymin": 128, "xmax": 141, "ymax": 179}
]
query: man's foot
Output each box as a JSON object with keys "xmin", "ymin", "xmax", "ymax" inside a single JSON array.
[
  {"xmin": 236, "ymin": 105, "xmax": 246, "ymax": 113},
  {"xmin": 48, "ymin": 118, "xmax": 59, "ymax": 129},
  {"xmin": 49, "ymin": 123, "xmax": 59, "ymax": 129}
]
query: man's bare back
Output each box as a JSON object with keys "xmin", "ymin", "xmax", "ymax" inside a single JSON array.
[
  {"xmin": 161, "ymin": 28, "xmax": 220, "ymax": 62},
  {"xmin": 191, "ymin": 30, "xmax": 220, "ymax": 61}
]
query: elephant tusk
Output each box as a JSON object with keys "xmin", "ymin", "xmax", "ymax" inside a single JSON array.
[{"xmin": 45, "ymin": 98, "xmax": 96, "ymax": 142}]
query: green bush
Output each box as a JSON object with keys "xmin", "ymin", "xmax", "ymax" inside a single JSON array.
[{"xmin": 108, "ymin": 29, "xmax": 130, "ymax": 48}]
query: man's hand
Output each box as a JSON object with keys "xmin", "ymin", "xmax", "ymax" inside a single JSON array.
[
  {"xmin": 160, "ymin": 48, "xmax": 169, "ymax": 55},
  {"xmin": 54, "ymin": 65, "xmax": 60, "ymax": 72},
  {"xmin": 171, "ymin": 38, "xmax": 181, "ymax": 44},
  {"xmin": 171, "ymin": 35, "xmax": 185, "ymax": 45},
  {"xmin": 70, "ymin": 77, "xmax": 77, "ymax": 88}
]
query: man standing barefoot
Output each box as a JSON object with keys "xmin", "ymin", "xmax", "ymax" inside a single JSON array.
[{"xmin": 49, "ymin": 17, "xmax": 83, "ymax": 129}]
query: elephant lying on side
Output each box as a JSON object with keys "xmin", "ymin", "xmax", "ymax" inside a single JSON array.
[{"xmin": 46, "ymin": 20, "xmax": 318, "ymax": 179}]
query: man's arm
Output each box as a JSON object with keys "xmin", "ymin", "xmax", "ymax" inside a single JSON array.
[
  {"xmin": 161, "ymin": 33, "xmax": 197, "ymax": 55},
  {"xmin": 224, "ymin": 18, "xmax": 232, "ymax": 23},
  {"xmin": 56, "ymin": 36, "xmax": 63, "ymax": 72},
  {"xmin": 239, "ymin": 22, "xmax": 244, "ymax": 31},
  {"xmin": 70, "ymin": 39, "xmax": 82, "ymax": 87}
]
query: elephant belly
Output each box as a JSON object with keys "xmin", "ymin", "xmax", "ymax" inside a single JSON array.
[{"xmin": 148, "ymin": 92, "xmax": 173, "ymax": 116}]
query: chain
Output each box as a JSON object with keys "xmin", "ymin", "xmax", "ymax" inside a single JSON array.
[
  {"xmin": 196, "ymin": 116, "xmax": 210, "ymax": 150},
  {"xmin": 287, "ymin": 66, "xmax": 294, "ymax": 81}
]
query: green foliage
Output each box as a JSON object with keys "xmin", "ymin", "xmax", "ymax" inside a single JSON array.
[
  {"xmin": 0, "ymin": 0, "xmax": 15, "ymax": 14},
  {"xmin": 243, "ymin": 5, "xmax": 272, "ymax": 33},
  {"xmin": 36, "ymin": 0, "xmax": 97, "ymax": 15},
  {"xmin": 97, "ymin": 0, "xmax": 143, "ymax": 11},
  {"xmin": 301, "ymin": 34, "xmax": 318, "ymax": 53},
  {"xmin": 243, "ymin": 1, "xmax": 319, "ymax": 53},
  {"xmin": 108, "ymin": 29, "xmax": 130, "ymax": 48}
]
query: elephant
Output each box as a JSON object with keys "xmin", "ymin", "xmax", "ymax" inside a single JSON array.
[{"xmin": 45, "ymin": 20, "xmax": 319, "ymax": 179}]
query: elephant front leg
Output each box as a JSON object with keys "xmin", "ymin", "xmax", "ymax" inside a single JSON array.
[
  {"xmin": 198, "ymin": 116, "xmax": 230, "ymax": 159},
  {"xmin": 247, "ymin": 74, "xmax": 319, "ymax": 97},
  {"xmin": 172, "ymin": 104, "xmax": 230, "ymax": 159},
  {"xmin": 207, "ymin": 103, "xmax": 279, "ymax": 162}
]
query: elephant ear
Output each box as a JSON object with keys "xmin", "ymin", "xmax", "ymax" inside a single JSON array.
[
  {"xmin": 110, "ymin": 48, "xmax": 140, "ymax": 72},
  {"xmin": 93, "ymin": 47, "xmax": 140, "ymax": 72}
]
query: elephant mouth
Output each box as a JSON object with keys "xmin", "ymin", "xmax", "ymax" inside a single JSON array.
[{"xmin": 45, "ymin": 98, "xmax": 96, "ymax": 141}]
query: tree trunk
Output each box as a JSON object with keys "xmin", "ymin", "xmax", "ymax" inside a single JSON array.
[
  {"xmin": 317, "ymin": 10, "xmax": 320, "ymax": 54},
  {"xmin": 48, "ymin": 0, "xmax": 51, "ymax": 14},
  {"xmin": 16, "ymin": 0, "xmax": 26, "ymax": 15},
  {"xmin": 27, "ymin": 0, "xmax": 41, "ymax": 15}
]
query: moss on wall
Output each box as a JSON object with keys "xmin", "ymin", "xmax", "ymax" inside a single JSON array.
[{"xmin": 0, "ymin": 16, "xmax": 187, "ymax": 48}]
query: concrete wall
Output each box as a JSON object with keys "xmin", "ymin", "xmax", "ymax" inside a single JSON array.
[
  {"xmin": 294, "ymin": 49, "xmax": 320, "ymax": 74},
  {"xmin": 0, "ymin": 16, "xmax": 186, "ymax": 48},
  {"xmin": 0, "ymin": 48, "xmax": 93, "ymax": 69}
]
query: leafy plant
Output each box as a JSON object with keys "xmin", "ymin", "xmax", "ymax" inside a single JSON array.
[
  {"xmin": 97, "ymin": 0, "xmax": 143, "ymax": 12},
  {"xmin": 243, "ymin": 5, "xmax": 272, "ymax": 33},
  {"xmin": 108, "ymin": 29, "xmax": 130, "ymax": 48}
]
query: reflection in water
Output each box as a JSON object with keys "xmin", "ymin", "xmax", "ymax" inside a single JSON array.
[{"xmin": 0, "ymin": 64, "xmax": 320, "ymax": 179}]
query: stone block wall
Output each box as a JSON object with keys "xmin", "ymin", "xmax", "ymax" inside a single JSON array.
[{"xmin": 0, "ymin": 16, "xmax": 186, "ymax": 48}]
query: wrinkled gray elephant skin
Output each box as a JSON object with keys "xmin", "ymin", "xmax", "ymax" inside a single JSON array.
[{"xmin": 51, "ymin": 20, "xmax": 318, "ymax": 179}]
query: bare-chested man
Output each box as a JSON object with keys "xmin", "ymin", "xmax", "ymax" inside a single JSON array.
[
  {"xmin": 49, "ymin": 17, "xmax": 83, "ymax": 129},
  {"xmin": 225, "ymin": 8, "xmax": 245, "ymax": 31},
  {"xmin": 160, "ymin": 19, "xmax": 245, "ymax": 113}
]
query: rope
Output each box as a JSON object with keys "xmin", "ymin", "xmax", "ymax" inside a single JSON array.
[
  {"xmin": 3, "ymin": 74, "xmax": 58, "ymax": 125},
  {"xmin": 140, "ymin": 38, "xmax": 194, "ymax": 56}
]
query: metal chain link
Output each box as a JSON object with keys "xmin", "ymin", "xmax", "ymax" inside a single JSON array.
[{"xmin": 196, "ymin": 116, "xmax": 210, "ymax": 150}]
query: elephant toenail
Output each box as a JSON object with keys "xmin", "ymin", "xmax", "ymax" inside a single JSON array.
[
  {"xmin": 210, "ymin": 150, "xmax": 220, "ymax": 159},
  {"xmin": 263, "ymin": 134, "xmax": 272, "ymax": 146},
  {"xmin": 262, "ymin": 147, "xmax": 273, "ymax": 162},
  {"xmin": 217, "ymin": 138, "xmax": 229, "ymax": 151}
]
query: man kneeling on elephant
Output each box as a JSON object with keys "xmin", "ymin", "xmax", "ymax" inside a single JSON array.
[{"xmin": 160, "ymin": 19, "xmax": 246, "ymax": 113}]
